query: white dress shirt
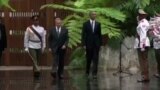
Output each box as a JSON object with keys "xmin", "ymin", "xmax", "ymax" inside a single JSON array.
[
  {"xmin": 134, "ymin": 18, "xmax": 150, "ymax": 49},
  {"xmin": 24, "ymin": 25, "xmax": 46, "ymax": 49},
  {"xmin": 56, "ymin": 26, "xmax": 61, "ymax": 36},
  {"xmin": 90, "ymin": 19, "xmax": 95, "ymax": 32}
]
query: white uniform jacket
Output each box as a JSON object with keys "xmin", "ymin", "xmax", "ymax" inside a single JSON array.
[
  {"xmin": 24, "ymin": 25, "xmax": 46, "ymax": 49},
  {"xmin": 134, "ymin": 19, "xmax": 150, "ymax": 49}
]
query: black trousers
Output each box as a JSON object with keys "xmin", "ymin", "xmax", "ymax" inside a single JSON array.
[
  {"xmin": 137, "ymin": 48, "xmax": 149, "ymax": 79},
  {"xmin": 155, "ymin": 49, "xmax": 160, "ymax": 74},
  {"xmin": 52, "ymin": 49, "xmax": 66, "ymax": 76},
  {"xmin": 86, "ymin": 46, "xmax": 100, "ymax": 75}
]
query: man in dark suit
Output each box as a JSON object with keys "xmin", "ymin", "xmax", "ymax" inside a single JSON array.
[
  {"xmin": 48, "ymin": 17, "xmax": 68, "ymax": 79},
  {"xmin": 82, "ymin": 11, "xmax": 102, "ymax": 79},
  {"xmin": 0, "ymin": 17, "xmax": 7, "ymax": 65}
]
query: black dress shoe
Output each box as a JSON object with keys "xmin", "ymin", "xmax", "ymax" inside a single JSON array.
[
  {"xmin": 137, "ymin": 79, "xmax": 150, "ymax": 83},
  {"xmin": 34, "ymin": 76, "xmax": 40, "ymax": 82},
  {"xmin": 34, "ymin": 71, "xmax": 40, "ymax": 78},
  {"xmin": 51, "ymin": 72, "xmax": 57, "ymax": 78}
]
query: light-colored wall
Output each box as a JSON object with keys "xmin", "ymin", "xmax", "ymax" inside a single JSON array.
[{"xmin": 99, "ymin": 36, "xmax": 157, "ymax": 74}]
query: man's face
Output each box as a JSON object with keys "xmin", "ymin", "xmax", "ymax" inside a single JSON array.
[
  {"xmin": 55, "ymin": 19, "xmax": 62, "ymax": 27},
  {"xmin": 90, "ymin": 12, "xmax": 96, "ymax": 20},
  {"xmin": 33, "ymin": 20, "xmax": 39, "ymax": 26},
  {"xmin": 138, "ymin": 14, "xmax": 147, "ymax": 20}
]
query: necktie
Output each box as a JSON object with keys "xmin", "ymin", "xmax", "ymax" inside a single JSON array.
[
  {"xmin": 58, "ymin": 29, "xmax": 61, "ymax": 34},
  {"xmin": 91, "ymin": 21, "xmax": 94, "ymax": 32},
  {"xmin": 57, "ymin": 27, "xmax": 60, "ymax": 37}
]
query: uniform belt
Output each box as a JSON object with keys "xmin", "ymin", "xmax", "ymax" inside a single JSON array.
[{"xmin": 29, "ymin": 40, "xmax": 41, "ymax": 43}]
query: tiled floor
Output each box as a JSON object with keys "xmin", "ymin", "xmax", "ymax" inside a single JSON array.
[{"xmin": 0, "ymin": 68, "xmax": 160, "ymax": 90}]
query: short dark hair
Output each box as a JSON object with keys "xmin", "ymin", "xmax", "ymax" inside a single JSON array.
[
  {"xmin": 54, "ymin": 17, "xmax": 61, "ymax": 20},
  {"xmin": 31, "ymin": 15, "xmax": 39, "ymax": 20},
  {"xmin": 89, "ymin": 11, "xmax": 96, "ymax": 16},
  {"xmin": 54, "ymin": 17, "xmax": 62, "ymax": 22}
]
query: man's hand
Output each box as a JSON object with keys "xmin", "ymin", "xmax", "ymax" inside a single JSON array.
[
  {"xmin": 42, "ymin": 48, "xmax": 45, "ymax": 53},
  {"xmin": 49, "ymin": 48, "xmax": 52, "ymax": 52},
  {"xmin": 61, "ymin": 45, "xmax": 66, "ymax": 49},
  {"xmin": 24, "ymin": 48, "xmax": 29, "ymax": 52}
]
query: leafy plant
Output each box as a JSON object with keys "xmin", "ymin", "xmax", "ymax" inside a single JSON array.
[
  {"xmin": 116, "ymin": 0, "xmax": 160, "ymax": 36},
  {"xmin": 69, "ymin": 47, "xmax": 86, "ymax": 69},
  {"xmin": 40, "ymin": 1, "xmax": 126, "ymax": 48},
  {"xmin": 0, "ymin": 0, "xmax": 15, "ymax": 11},
  {"xmin": 40, "ymin": 0, "xmax": 127, "ymax": 69}
]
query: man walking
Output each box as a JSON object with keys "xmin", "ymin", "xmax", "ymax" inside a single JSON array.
[
  {"xmin": 24, "ymin": 15, "xmax": 46, "ymax": 78},
  {"xmin": 48, "ymin": 17, "xmax": 68, "ymax": 79}
]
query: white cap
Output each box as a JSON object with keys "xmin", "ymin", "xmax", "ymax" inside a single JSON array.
[{"xmin": 138, "ymin": 9, "xmax": 147, "ymax": 14}]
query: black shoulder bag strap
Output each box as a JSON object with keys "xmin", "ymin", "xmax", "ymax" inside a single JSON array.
[{"xmin": 29, "ymin": 26, "xmax": 43, "ymax": 49}]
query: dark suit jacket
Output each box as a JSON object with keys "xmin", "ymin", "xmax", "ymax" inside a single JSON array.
[
  {"xmin": 82, "ymin": 20, "xmax": 102, "ymax": 48},
  {"xmin": 0, "ymin": 23, "xmax": 7, "ymax": 52},
  {"xmin": 48, "ymin": 27, "xmax": 68, "ymax": 53}
]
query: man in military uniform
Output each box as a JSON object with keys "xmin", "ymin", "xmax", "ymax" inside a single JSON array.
[
  {"xmin": 24, "ymin": 15, "xmax": 46, "ymax": 78},
  {"xmin": 134, "ymin": 9, "xmax": 150, "ymax": 82}
]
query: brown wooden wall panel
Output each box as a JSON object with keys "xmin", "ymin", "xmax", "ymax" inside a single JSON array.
[{"xmin": 4, "ymin": 0, "xmax": 47, "ymax": 66}]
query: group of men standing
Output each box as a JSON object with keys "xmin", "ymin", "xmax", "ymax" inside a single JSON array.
[
  {"xmin": 23, "ymin": 11, "xmax": 102, "ymax": 80},
  {"xmin": 1, "ymin": 10, "xmax": 160, "ymax": 82}
]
